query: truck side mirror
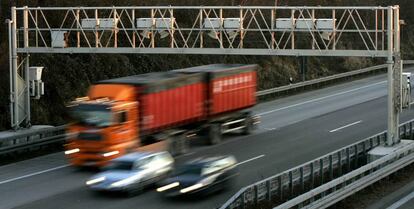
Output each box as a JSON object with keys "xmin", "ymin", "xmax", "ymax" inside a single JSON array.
[{"xmin": 118, "ymin": 111, "xmax": 128, "ymax": 124}]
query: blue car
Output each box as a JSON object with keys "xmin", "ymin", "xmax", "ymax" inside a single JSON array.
[{"xmin": 86, "ymin": 151, "xmax": 174, "ymax": 195}]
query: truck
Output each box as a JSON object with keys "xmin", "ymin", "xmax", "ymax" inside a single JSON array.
[{"xmin": 65, "ymin": 64, "xmax": 259, "ymax": 167}]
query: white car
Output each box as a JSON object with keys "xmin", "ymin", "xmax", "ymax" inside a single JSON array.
[{"xmin": 86, "ymin": 151, "xmax": 174, "ymax": 195}]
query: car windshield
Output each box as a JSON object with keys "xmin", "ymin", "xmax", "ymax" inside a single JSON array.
[
  {"xmin": 175, "ymin": 164, "xmax": 203, "ymax": 176},
  {"xmin": 69, "ymin": 104, "xmax": 112, "ymax": 127},
  {"xmin": 105, "ymin": 161, "xmax": 134, "ymax": 171}
]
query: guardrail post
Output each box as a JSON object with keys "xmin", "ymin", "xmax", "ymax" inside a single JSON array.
[
  {"xmin": 376, "ymin": 135, "xmax": 380, "ymax": 146},
  {"xmin": 329, "ymin": 155, "xmax": 333, "ymax": 181},
  {"xmin": 320, "ymin": 158, "xmax": 326, "ymax": 198},
  {"xmin": 278, "ymin": 175, "xmax": 283, "ymax": 201},
  {"xmin": 319, "ymin": 159, "xmax": 324, "ymax": 184},
  {"xmin": 310, "ymin": 162, "xmax": 315, "ymax": 203},
  {"xmin": 410, "ymin": 122, "xmax": 413, "ymax": 139},
  {"xmin": 310, "ymin": 161, "xmax": 315, "ymax": 190},
  {"xmin": 403, "ymin": 125, "xmax": 407, "ymax": 138},
  {"xmin": 300, "ymin": 167, "xmax": 304, "ymax": 193},
  {"xmin": 266, "ymin": 180, "xmax": 272, "ymax": 204},
  {"xmin": 254, "ymin": 185, "xmax": 259, "ymax": 206},
  {"xmin": 363, "ymin": 142, "xmax": 367, "ymax": 155},
  {"xmin": 362, "ymin": 142, "xmax": 367, "ymax": 171},
  {"xmin": 370, "ymin": 137, "xmax": 374, "ymax": 149},
  {"xmin": 242, "ymin": 191, "xmax": 247, "ymax": 209},
  {"xmin": 289, "ymin": 171, "xmax": 293, "ymax": 197},
  {"xmin": 354, "ymin": 145, "xmax": 359, "ymax": 168},
  {"xmin": 346, "ymin": 147, "xmax": 351, "ymax": 172},
  {"xmin": 338, "ymin": 151, "xmax": 342, "ymax": 176}
]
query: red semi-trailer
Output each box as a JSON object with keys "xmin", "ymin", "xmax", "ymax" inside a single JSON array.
[{"xmin": 65, "ymin": 64, "xmax": 258, "ymax": 167}]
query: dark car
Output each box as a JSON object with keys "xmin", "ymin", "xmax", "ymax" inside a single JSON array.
[{"xmin": 156, "ymin": 155, "xmax": 238, "ymax": 197}]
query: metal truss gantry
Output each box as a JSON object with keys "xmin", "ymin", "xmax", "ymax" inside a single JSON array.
[{"xmin": 8, "ymin": 5, "xmax": 401, "ymax": 146}]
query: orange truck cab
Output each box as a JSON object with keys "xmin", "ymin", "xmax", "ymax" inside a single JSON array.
[{"xmin": 65, "ymin": 84, "xmax": 141, "ymax": 167}]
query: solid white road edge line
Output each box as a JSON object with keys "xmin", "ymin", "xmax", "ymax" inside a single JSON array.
[
  {"xmin": 257, "ymin": 81, "xmax": 386, "ymax": 116},
  {"xmin": 329, "ymin": 120, "xmax": 363, "ymax": 133},
  {"xmin": 0, "ymin": 164, "xmax": 69, "ymax": 185},
  {"xmin": 236, "ymin": 155, "xmax": 265, "ymax": 166},
  {"xmin": 386, "ymin": 190, "xmax": 414, "ymax": 209}
]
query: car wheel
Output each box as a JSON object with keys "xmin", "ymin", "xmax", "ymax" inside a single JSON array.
[{"xmin": 126, "ymin": 183, "xmax": 143, "ymax": 197}]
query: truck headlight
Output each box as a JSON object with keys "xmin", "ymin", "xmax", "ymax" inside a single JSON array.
[
  {"xmin": 102, "ymin": 150, "xmax": 119, "ymax": 157},
  {"xmin": 65, "ymin": 148, "xmax": 80, "ymax": 155}
]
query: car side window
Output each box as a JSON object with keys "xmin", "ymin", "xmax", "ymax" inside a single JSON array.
[
  {"xmin": 203, "ymin": 160, "xmax": 225, "ymax": 176},
  {"xmin": 157, "ymin": 152, "xmax": 173, "ymax": 165},
  {"xmin": 134, "ymin": 156, "xmax": 152, "ymax": 169}
]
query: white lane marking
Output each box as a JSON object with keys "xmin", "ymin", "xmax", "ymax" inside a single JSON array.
[
  {"xmin": 236, "ymin": 155, "xmax": 265, "ymax": 166},
  {"xmin": 257, "ymin": 81, "xmax": 386, "ymax": 116},
  {"xmin": 410, "ymin": 101, "xmax": 414, "ymax": 105},
  {"xmin": 0, "ymin": 164, "xmax": 69, "ymax": 185},
  {"xmin": 386, "ymin": 190, "xmax": 414, "ymax": 209},
  {"xmin": 329, "ymin": 120, "xmax": 362, "ymax": 133}
]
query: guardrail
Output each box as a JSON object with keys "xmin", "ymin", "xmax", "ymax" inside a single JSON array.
[
  {"xmin": 0, "ymin": 125, "xmax": 67, "ymax": 155},
  {"xmin": 257, "ymin": 60, "xmax": 414, "ymax": 97},
  {"xmin": 275, "ymin": 140, "xmax": 414, "ymax": 209},
  {"xmin": 219, "ymin": 119, "xmax": 414, "ymax": 209}
]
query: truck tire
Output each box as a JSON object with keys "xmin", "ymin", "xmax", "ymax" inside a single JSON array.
[
  {"xmin": 168, "ymin": 134, "xmax": 188, "ymax": 156},
  {"xmin": 176, "ymin": 134, "xmax": 189, "ymax": 155},
  {"xmin": 242, "ymin": 116, "xmax": 253, "ymax": 135},
  {"xmin": 207, "ymin": 123, "xmax": 222, "ymax": 145}
]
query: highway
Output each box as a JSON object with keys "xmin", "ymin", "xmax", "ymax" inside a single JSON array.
[{"xmin": 1, "ymin": 70, "xmax": 414, "ymax": 209}]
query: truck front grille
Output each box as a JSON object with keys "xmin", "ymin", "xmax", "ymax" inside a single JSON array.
[{"xmin": 78, "ymin": 132, "xmax": 102, "ymax": 141}]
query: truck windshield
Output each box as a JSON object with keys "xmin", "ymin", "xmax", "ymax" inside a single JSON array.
[{"xmin": 69, "ymin": 104, "xmax": 112, "ymax": 127}]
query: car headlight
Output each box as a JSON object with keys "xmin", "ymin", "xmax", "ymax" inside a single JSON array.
[
  {"xmin": 156, "ymin": 182, "xmax": 180, "ymax": 192},
  {"xmin": 180, "ymin": 183, "xmax": 204, "ymax": 193},
  {"xmin": 86, "ymin": 176, "xmax": 105, "ymax": 185},
  {"xmin": 179, "ymin": 173, "xmax": 220, "ymax": 194}
]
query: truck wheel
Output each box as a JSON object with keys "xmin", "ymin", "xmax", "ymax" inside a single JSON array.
[
  {"xmin": 242, "ymin": 116, "xmax": 253, "ymax": 135},
  {"xmin": 167, "ymin": 137, "xmax": 177, "ymax": 156},
  {"xmin": 208, "ymin": 123, "xmax": 222, "ymax": 145},
  {"xmin": 176, "ymin": 134, "xmax": 189, "ymax": 155},
  {"xmin": 168, "ymin": 134, "xmax": 188, "ymax": 156}
]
